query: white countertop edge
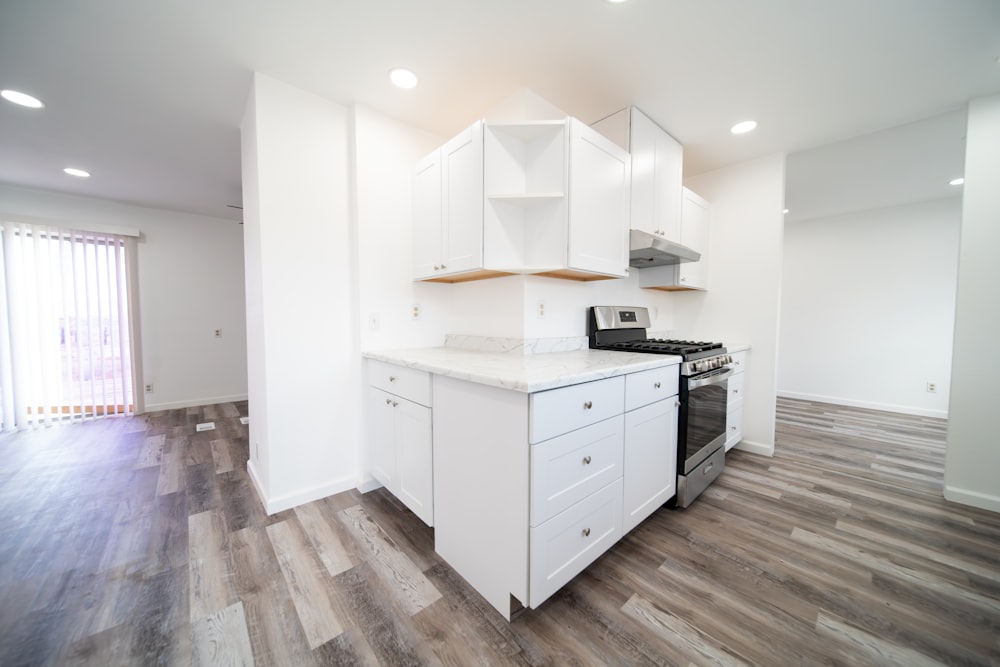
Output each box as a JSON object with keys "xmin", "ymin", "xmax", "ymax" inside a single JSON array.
[
  {"xmin": 726, "ymin": 343, "xmax": 751, "ymax": 353},
  {"xmin": 363, "ymin": 347, "xmax": 682, "ymax": 393}
]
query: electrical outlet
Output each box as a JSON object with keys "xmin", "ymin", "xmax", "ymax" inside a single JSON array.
[
  {"xmin": 537, "ymin": 301, "xmax": 545, "ymax": 319},
  {"xmin": 926, "ymin": 381, "xmax": 937, "ymax": 393},
  {"xmin": 412, "ymin": 304, "xmax": 420, "ymax": 320},
  {"xmin": 214, "ymin": 328, "xmax": 222, "ymax": 338},
  {"xmin": 368, "ymin": 312, "xmax": 381, "ymax": 331},
  {"xmin": 145, "ymin": 383, "xmax": 153, "ymax": 393}
]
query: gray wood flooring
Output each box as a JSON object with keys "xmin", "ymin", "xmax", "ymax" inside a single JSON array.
[{"xmin": 0, "ymin": 397, "xmax": 997, "ymax": 666}]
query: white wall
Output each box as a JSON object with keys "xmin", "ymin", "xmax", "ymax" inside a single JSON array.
[
  {"xmin": 241, "ymin": 74, "xmax": 358, "ymax": 514},
  {"xmin": 676, "ymin": 154, "xmax": 787, "ymax": 456},
  {"xmin": 778, "ymin": 198, "xmax": 960, "ymax": 418},
  {"xmin": 0, "ymin": 183, "xmax": 248, "ymax": 411},
  {"xmin": 945, "ymin": 95, "xmax": 1000, "ymax": 513}
]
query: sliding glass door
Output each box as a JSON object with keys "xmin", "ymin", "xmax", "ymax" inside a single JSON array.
[{"xmin": 0, "ymin": 223, "xmax": 137, "ymax": 429}]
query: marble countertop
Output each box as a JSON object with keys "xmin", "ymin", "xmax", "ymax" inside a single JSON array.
[{"xmin": 363, "ymin": 347, "xmax": 682, "ymax": 393}]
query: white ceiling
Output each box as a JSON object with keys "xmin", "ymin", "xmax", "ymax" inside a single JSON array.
[{"xmin": 1, "ymin": 0, "xmax": 998, "ymax": 222}]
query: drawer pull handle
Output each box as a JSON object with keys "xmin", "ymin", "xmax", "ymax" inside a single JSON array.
[
  {"xmin": 731, "ymin": 426, "xmax": 737, "ymax": 431},
  {"xmin": 654, "ymin": 382, "xmax": 661, "ymax": 389},
  {"xmin": 385, "ymin": 398, "xmax": 393, "ymax": 405},
  {"xmin": 582, "ymin": 527, "xmax": 591, "ymax": 537},
  {"xmin": 733, "ymin": 389, "xmax": 739, "ymax": 394},
  {"xmin": 388, "ymin": 376, "xmax": 397, "ymax": 382},
  {"xmin": 583, "ymin": 401, "xmax": 593, "ymax": 410},
  {"xmin": 582, "ymin": 455, "xmax": 592, "ymax": 465}
]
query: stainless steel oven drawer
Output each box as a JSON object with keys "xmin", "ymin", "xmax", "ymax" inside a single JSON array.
[{"xmin": 677, "ymin": 445, "xmax": 725, "ymax": 509}]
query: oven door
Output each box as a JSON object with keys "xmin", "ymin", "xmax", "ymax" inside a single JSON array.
[{"xmin": 681, "ymin": 368, "xmax": 732, "ymax": 474}]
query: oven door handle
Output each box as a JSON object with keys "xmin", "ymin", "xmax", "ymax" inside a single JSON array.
[{"xmin": 688, "ymin": 367, "xmax": 734, "ymax": 389}]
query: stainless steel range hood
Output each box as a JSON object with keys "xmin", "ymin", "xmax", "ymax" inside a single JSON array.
[{"xmin": 629, "ymin": 229, "xmax": 701, "ymax": 268}]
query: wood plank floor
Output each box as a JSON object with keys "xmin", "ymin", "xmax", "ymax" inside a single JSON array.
[{"xmin": 1, "ymin": 397, "xmax": 998, "ymax": 666}]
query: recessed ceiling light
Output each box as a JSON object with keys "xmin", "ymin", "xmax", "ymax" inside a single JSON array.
[
  {"xmin": 783, "ymin": 208, "xmax": 789, "ymax": 214},
  {"xmin": 388, "ymin": 68, "xmax": 418, "ymax": 89},
  {"xmin": 949, "ymin": 177, "xmax": 965, "ymax": 186},
  {"xmin": 1, "ymin": 89, "xmax": 44, "ymax": 108},
  {"xmin": 730, "ymin": 120, "xmax": 758, "ymax": 135},
  {"xmin": 606, "ymin": 0, "xmax": 630, "ymax": 4},
  {"xmin": 64, "ymin": 167, "xmax": 90, "ymax": 178}
]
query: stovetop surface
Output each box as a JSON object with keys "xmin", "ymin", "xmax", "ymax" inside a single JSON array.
[{"xmin": 593, "ymin": 338, "xmax": 725, "ymax": 359}]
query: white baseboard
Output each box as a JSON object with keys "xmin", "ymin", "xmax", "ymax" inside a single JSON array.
[
  {"xmin": 356, "ymin": 475, "xmax": 383, "ymax": 494},
  {"xmin": 777, "ymin": 391, "xmax": 948, "ymax": 419},
  {"xmin": 247, "ymin": 461, "xmax": 358, "ymax": 515},
  {"xmin": 143, "ymin": 393, "xmax": 249, "ymax": 413},
  {"xmin": 734, "ymin": 439, "xmax": 774, "ymax": 457},
  {"xmin": 943, "ymin": 485, "xmax": 1000, "ymax": 514}
]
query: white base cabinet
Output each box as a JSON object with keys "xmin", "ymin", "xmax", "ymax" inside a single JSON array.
[
  {"xmin": 433, "ymin": 363, "xmax": 680, "ymax": 619},
  {"xmin": 367, "ymin": 361, "xmax": 434, "ymax": 526},
  {"xmin": 725, "ymin": 350, "xmax": 748, "ymax": 451}
]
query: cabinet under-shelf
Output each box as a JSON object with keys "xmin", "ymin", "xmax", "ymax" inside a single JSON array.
[{"xmin": 486, "ymin": 192, "xmax": 565, "ymax": 206}]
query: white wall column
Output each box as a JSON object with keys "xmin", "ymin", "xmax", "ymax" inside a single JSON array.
[
  {"xmin": 241, "ymin": 73, "xmax": 360, "ymax": 513},
  {"xmin": 677, "ymin": 154, "xmax": 786, "ymax": 455},
  {"xmin": 944, "ymin": 95, "xmax": 1000, "ymax": 513}
]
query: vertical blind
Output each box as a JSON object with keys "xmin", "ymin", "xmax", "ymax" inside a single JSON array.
[{"xmin": 0, "ymin": 223, "xmax": 136, "ymax": 429}]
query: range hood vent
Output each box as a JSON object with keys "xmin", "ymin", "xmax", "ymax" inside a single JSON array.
[{"xmin": 629, "ymin": 229, "xmax": 701, "ymax": 268}]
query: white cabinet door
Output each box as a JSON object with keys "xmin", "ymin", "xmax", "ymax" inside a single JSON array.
[
  {"xmin": 628, "ymin": 107, "xmax": 682, "ymax": 241},
  {"xmin": 369, "ymin": 387, "xmax": 397, "ymax": 488},
  {"xmin": 395, "ymin": 398, "xmax": 434, "ymax": 526},
  {"xmin": 567, "ymin": 120, "xmax": 629, "ymax": 278},
  {"xmin": 654, "ymin": 121, "xmax": 683, "ymax": 242},
  {"xmin": 623, "ymin": 398, "xmax": 678, "ymax": 533},
  {"xmin": 413, "ymin": 150, "xmax": 442, "ymax": 279},
  {"xmin": 629, "ymin": 109, "xmax": 658, "ymax": 236},
  {"xmin": 440, "ymin": 120, "xmax": 484, "ymax": 277},
  {"xmin": 677, "ymin": 188, "xmax": 710, "ymax": 290}
]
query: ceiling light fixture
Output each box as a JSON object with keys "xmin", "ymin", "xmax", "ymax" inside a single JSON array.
[
  {"xmin": 730, "ymin": 120, "xmax": 758, "ymax": 134},
  {"xmin": 64, "ymin": 167, "xmax": 90, "ymax": 178},
  {"xmin": 606, "ymin": 0, "xmax": 630, "ymax": 4},
  {"xmin": 388, "ymin": 68, "xmax": 418, "ymax": 89},
  {"xmin": 1, "ymin": 89, "xmax": 44, "ymax": 108},
  {"xmin": 949, "ymin": 177, "xmax": 965, "ymax": 186},
  {"xmin": 783, "ymin": 209, "xmax": 789, "ymax": 214}
]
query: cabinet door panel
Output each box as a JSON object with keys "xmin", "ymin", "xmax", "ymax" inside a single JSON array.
[
  {"xmin": 529, "ymin": 478, "xmax": 623, "ymax": 608},
  {"xmin": 369, "ymin": 387, "xmax": 397, "ymax": 489},
  {"xmin": 629, "ymin": 109, "xmax": 657, "ymax": 236},
  {"xmin": 395, "ymin": 399, "xmax": 434, "ymax": 526},
  {"xmin": 654, "ymin": 128, "xmax": 683, "ymax": 242},
  {"xmin": 677, "ymin": 189, "xmax": 709, "ymax": 289},
  {"xmin": 441, "ymin": 120, "xmax": 484, "ymax": 275},
  {"xmin": 567, "ymin": 121, "xmax": 629, "ymax": 277},
  {"xmin": 623, "ymin": 399, "xmax": 677, "ymax": 533},
  {"xmin": 529, "ymin": 375, "xmax": 624, "ymax": 444},
  {"xmin": 531, "ymin": 416, "xmax": 624, "ymax": 526},
  {"xmin": 413, "ymin": 150, "xmax": 442, "ymax": 279}
]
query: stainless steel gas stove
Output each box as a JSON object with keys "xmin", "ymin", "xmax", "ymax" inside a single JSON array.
[{"xmin": 588, "ymin": 306, "xmax": 732, "ymax": 507}]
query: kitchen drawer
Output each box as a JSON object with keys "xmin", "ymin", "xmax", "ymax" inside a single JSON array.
[
  {"xmin": 625, "ymin": 365, "xmax": 679, "ymax": 412},
  {"xmin": 368, "ymin": 359, "xmax": 432, "ymax": 407},
  {"xmin": 727, "ymin": 371, "xmax": 744, "ymax": 408},
  {"xmin": 529, "ymin": 478, "xmax": 623, "ymax": 608},
  {"xmin": 531, "ymin": 416, "xmax": 623, "ymax": 526},
  {"xmin": 529, "ymin": 376, "xmax": 624, "ymax": 444},
  {"xmin": 729, "ymin": 351, "xmax": 748, "ymax": 375},
  {"xmin": 725, "ymin": 404, "xmax": 744, "ymax": 451}
]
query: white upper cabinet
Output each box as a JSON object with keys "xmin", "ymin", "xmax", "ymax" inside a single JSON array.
[
  {"xmin": 566, "ymin": 120, "xmax": 630, "ymax": 279},
  {"xmin": 413, "ymin": 121, "xmax": 494, "ymax": 282},
  {"xmin": 638, "ymin": 187, "xmax": 711, "ymax": 291},
  {"xmin": 417, "ymin": 117, "xmax": 629, "ymax": 283},
  {"xmin": 592, "ymin": 106, "xmax": 682, "ymax": 242}
]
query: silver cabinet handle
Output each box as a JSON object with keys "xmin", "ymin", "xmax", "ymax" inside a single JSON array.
[
  {"xmin": 675, "ymin": 400, "xmax": 680, "ymax": 407},
  {"xmin": 731, "ymin": 426, "xmax": 737, "ymax": 431},
  {"xmin": 388, "ymin": 376, "xmax": 397, "ymax": 382},
  {"xmin": 385, "ymin": 398, "xmax": 392, "ymax": 405},
  {"xmin": 583, "ymin": 401, "xmax": 593, "ymax": 410},
  {"xmin": 433, "ymin": 265, "xmax": 441, "ymax": 270},
  {"xmin": 440, "ymin": 264, "xmax": 446, "ymax": 270},
  {"xmin": 583, "ymin": 455, "xmax": 592, "ymax": 465},
  {"xmin": 582, "ymin": 528, "xmax": 591, "ymax": 537},
  {"xmin": 733, "ymin": 389, "xmax": 739, "ymax": 394},
  {"xmin": 654, "ymin": 381, "xmax": 661, "ymax": 389},
  {"xmin": 392, "ymin": 401, "xmax": 398, "ymax": 407}
]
